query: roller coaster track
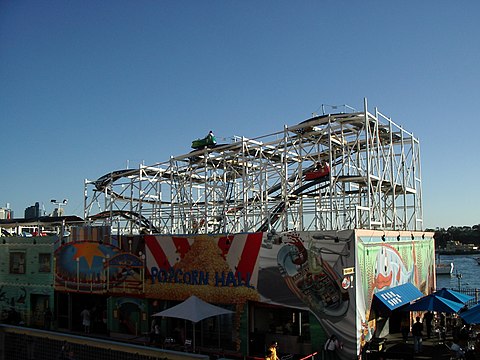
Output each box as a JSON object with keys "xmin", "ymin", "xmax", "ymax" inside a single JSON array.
[
  {"xmin": 86, "ymin": 108, "xmax": 420, "ymax": 233},
  {"xmin": 92, "ymin": 115, "xmax": 344, "ymax": 228},
  {"xmin": 256, "ymin": 175, "xmax": 331, "ymax": 232},
  {"xmin": 89, "ymin": 210, "xmax": 160, "ymax": 233}
]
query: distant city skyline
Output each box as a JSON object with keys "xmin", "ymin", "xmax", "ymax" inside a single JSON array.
[{"xmin": 2, "ymin": 194, "xmax": 478, "ymax": 230}]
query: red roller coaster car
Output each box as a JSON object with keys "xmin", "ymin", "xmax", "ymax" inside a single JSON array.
[{"xmin": 304, "ymin": 163, "xmax": 330, "ymax": 181}]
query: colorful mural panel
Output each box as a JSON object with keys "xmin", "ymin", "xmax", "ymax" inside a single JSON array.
[
  {"xmin": 258, "ymin": 230, "xmax": 356, "ymax": 360},
  {"xmin": 54, "ymin": 242, "xmax": 145, "ymax": 294},
  {"xmin": 145, "ymin": 230, "xmax": 357, "ymax": 359},
  {"xmin": 145, "ymin": 233, "xmax": 263, "ymax": 303},
  {"xmin": 355, "ymin": 231, "xmax": 435, "ymax": 354}
]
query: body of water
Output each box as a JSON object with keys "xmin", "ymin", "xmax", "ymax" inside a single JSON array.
[{"xmin": 436, "ymin": 254, "xmax": 480, "ymax": 290}]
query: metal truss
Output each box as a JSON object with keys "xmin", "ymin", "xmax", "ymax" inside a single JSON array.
[{"xmin": 84, "ymin": 99, "xmax": 423, "ymax": 235}]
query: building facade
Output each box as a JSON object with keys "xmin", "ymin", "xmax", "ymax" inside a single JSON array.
[
  {"xmin": 50, "ymin": 227, "xmax": 434, "ymax": 359},
  {"xmin": 0, "ymin": 235, "xmax": 55, "ymax": 327}
]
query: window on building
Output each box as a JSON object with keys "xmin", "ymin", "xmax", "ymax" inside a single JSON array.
[
  {"xmin": 10, "ymin": 252, "xmax": 26, "ymax": 274},
  {"xmin": 39, "ymin": 253, "xmax": 51, "ymax": 272}
]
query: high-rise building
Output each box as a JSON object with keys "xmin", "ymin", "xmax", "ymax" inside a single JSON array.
[
  {"xmin": 0, "ymin": 207, "xmax": 13, "ymax": 220},
  {"xmin": 25, "ymin": 202, "xmax": 41, "ymax": 219}
]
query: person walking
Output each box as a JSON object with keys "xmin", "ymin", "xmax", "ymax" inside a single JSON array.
[
  {"xmin": 324, "ymin": 334, "xmax": 342, "ymax": 360},
  {"xmin": 400, "ymin": 315, "xmax": 410, "ymax": 342},
  {"xmin": 411, "ymin": 316, "xmax": 423, "ymax": 354},
  {"xmin": 80, "ymin": 307, "xmax": 91, "ymax": 334},
  {"xmin": 424, "ymin": 311, "xmax": 434, "ymax": 338},
  {"xmin": 149, "ymin": 318, "xmax": 157, "ymax": 345},
  {"xmin": 153, "ymin": 321, "xmax": 161, "ymax": 346}
]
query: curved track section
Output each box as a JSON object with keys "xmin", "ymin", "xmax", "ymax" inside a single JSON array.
[
  {"xmin": 257, "ymin": 175, "xmax": 330, "ymax": 232},
  {"xmin": 89, "ymin": 210, "xmax": 160, "ymax": 234},
  {"xmin": 85, "ymin": 107, "xmax": 423, "ymax": 233}
]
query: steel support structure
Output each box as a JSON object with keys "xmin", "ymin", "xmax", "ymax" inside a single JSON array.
[{"xmin": 84, "ymin": 100, "xmax": 423, "ymax": 235}]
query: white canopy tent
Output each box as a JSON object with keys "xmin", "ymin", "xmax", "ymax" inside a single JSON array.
[{"xmin": 152, "ymin": 295, "xmax": 234, "ymax": 351}]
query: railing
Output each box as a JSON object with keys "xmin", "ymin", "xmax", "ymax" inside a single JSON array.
[
  {"xmin": 2, "ymin": 324, "xmax": 324, "ymax": 360},
  {"xmin": 299, "ymin": 351, "xmax": 318, "ymax": 360},
  {"xmin": 448, "ymin": 288, "xmax": 480, "ymax": 307},
  {"xmin": 247, "ymin": 351, "xmax": 318, "ymax": 360},
  {"xmin": 0, "ymin": 324, "xmax": 208, "ymax": 360}
]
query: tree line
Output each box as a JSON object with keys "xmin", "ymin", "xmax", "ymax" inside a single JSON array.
[{"xmin": 426, "ymin": 225, "xmax": 480, "ymax": 249}]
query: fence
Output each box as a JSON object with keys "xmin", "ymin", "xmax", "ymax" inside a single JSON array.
[
  {"xmin": 450, "ymin": 287, "xmax": 480, "ymax": 307},
  {"xmin": 0, "ymin": 325, "xmax": 208, "ymax": 360}
]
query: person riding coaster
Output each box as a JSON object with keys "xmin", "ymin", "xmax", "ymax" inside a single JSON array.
[
  {"xmin": 304, "ymin": 159, "xmax": 330, "ymax": 180},
  {"xmin": 191, "ymin": 131, "xmax": 217, "ymax": 149}
]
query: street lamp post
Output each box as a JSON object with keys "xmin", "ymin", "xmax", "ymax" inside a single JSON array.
[
  {"xmin": 455, "ymin": 271, "xmax": 462, "ymax": 290},
  {"xmin": 51, "ymin": 199, "xmax": 68, "ymax": 216}
]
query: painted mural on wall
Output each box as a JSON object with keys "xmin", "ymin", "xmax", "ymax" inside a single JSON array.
[
  {"xmin": 258, "ymin": 231, "xmax": 353, "ymax": 318},
  {"xmin": 355, "ymin": 232, "xmax": 435, "ymax": 353},
  {"xmin": 0, "ymin": 284, "xmax": 27, "ymax": 323},
  {"xmin": 0, "ymin": 284, "xmax": 52, "ymax": 326},
  {"xmin": 145, "ymin": 233, "xmax": 263, "ymax": 303},
  {"xmin": 145, "ymin": 230, "xmax": 357, "ymax": 358},
  {"xmin": 145, "ymin": 231, "xmax": 355, "ymax": 307},
  {"xmin": 258, "ymin": 230, "xmax": 356, "ymax": 360},
  {"xmin": 54, "ymin": 241, "xmax": 144, "ymax": 294}
]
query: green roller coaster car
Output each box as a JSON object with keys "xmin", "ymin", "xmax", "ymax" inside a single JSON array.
[{"xmin": 191, "ymin": 132, "xmax": 217, "ymax": 149}]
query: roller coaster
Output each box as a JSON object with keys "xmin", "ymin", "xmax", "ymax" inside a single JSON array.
[{"xmin": 84, "ymin": 99, "xmax": 423, "ymax": 235}]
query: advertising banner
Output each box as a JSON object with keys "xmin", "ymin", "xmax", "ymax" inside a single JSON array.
[
  {"xmin": 145, "ymin": 230, "xmax": 357, "ymax": 357},
  {"xmin": 355, "ymin": 231, "xmax": 435, "ymax": 353},
  {"xmin": 55, "ymin": 242, "xmax": 144, "ymax": 294}
]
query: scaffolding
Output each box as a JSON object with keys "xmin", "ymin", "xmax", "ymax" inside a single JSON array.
[{"xmin": 84, "ymin": 99, "xmax": 423, "ymax": 235}]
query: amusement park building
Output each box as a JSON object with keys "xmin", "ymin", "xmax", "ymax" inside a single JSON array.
[{"xmin": 0, "ymin": 101, "xmax": 435, "ymax": 359}]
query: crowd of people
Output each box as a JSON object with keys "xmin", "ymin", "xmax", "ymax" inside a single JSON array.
[{"xmin": 400, "ymin": 310, "xmax": 480, "ymax": 359}]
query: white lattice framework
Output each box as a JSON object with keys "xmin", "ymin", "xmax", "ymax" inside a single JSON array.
[{"xmin": 84, "ymin": 99, "xmax": 423, "ymax": 235}]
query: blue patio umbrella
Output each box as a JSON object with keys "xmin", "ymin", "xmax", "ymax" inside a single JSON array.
[
  {"xmin": 459, "ymin": 302, "xmax": 480, "ymax": 324},
  {"xmin": 404, "ymin": 294, "xmax": 464, "ymax": 313},
  {"xmin": 433, "ymin": 288, "xmax": 474, "ymax": 304}
]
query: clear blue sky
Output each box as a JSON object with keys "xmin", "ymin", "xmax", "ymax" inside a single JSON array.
[{"xmin": 1, "ymin": 1, "xmax": 479, "ymax": 229}]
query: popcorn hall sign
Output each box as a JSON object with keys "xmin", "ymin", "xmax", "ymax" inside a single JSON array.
[
  {"xmin": 144, "ymin": 233, "xmax": 263, "ymax": 301},
  {"xmin": 150, "ymin": 267, "xmax": 254, "ymax": 287}
]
